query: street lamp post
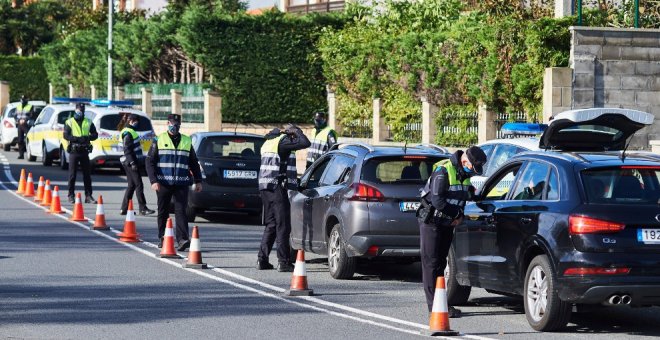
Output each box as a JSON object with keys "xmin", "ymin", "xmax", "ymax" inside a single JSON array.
[{"xmin": 108, "ymin": 0, "xmax": 113, "ymax": 100}]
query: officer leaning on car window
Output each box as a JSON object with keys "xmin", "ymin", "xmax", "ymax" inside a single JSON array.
[
  {"xmin": 417, "ymin": 146, "xmax": 487, "ymax": 318},
  {"xmin": 120, "ymin": 113, "xmax": 155, "ymax": 216},
  {"xmin": 305, "ymin": 111, "xmax": 337, "ymax": 169},
  {"xmin": 63, "ymin": 103, "xmax": 98, "ymax": 204},
  {"xmin": 15, "ymin": 95, "xmax": 34, "ymax": 160},
  {"xmin": 145, "ymin": 114, "xmax": 202, "ymax": 252},
  {"xmin": 257, "ymin": 124, "xmax": 310, "ymax": 272}
]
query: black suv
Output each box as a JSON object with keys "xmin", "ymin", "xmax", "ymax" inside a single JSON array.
[{"xmin": 445, "ymin": 108, "xmax": 660, "ymax": 331}]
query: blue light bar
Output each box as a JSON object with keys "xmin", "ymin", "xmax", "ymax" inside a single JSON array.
[
  {"xmin": 52, "ymin": 97, "xmax": 92, "ymax": 104},
  {"xmin": 501, "ymin": 123, "xmax": 548, "ymax": 137},
  {"xmin": 91, "ymin": 99, "xmax": 135, "ymax": 107}
]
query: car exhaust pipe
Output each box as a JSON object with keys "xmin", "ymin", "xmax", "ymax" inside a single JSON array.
[
  {"xmin": 621, "ymin": 295, "xmax": 632, "ymax": 305},
  {"xmin": 607, "ymin": 294, "xmax": 622, "ymax": 305}
]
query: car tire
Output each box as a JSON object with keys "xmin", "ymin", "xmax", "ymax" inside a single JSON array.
[
  {"xmin": 59, "ymin": 148, "xmax": 68, "ymax": 170},
  {"xmin": 186, "ymin": 203, "xmax": 197, "ymax": 222},
  {"xmin": 3, "ymin": 143, "xmax": 9, "ymax": 151},
  {"xmin": 328, "ymin": 224, "xmax": 356, "ymax": 279},
  {"xmin": 26, "ymin": 141, "xmax": 36, "ymax": 162},
  {"xmin": 42, "ymin": 144, "xmax": 52, "ymax": 166},
  {"xmin": 524, "ymin": 255, "xmax": 571, "ymax": 331},
  {"xmin": 445, "ymin": 248, "xmax": 471, "ymax": 306}
]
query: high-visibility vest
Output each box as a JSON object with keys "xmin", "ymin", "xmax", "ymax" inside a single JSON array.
[
  {"xmin": 306, "ymin": 126, "xmax": 335, "ymax": 164},
  {"xmin": 430, "ymin": 159, "xmax": 471, "ymax": 209},
  {"xmin": 259, "ymin": 134, "xmax": 298, "ymax": 191},
  {"xmin": 155, "ymin": 132, "xmax": 193, "ymax": 186},
  {"xmin": 66, "ymin": 117, "xmax": 91, "ymax": 137},
  {"xmin": 16, "ymin": 104, "xmax": 32, "ymax": 120},
  {"xmin": 120, "ymin": 127, "xmax": 143, "ymax": 159}
]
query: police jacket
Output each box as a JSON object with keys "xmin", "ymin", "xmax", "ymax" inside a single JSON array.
[
  {"xmin": 306, "ymin": 125, "xmax": 337, "ymax": 165},
  {"xmin": 145, "ymin": 132, "xmax": 203, "ymax": 187},
  {"xmin": 422, "ymin": 150, "xmax": 475, "ymax": 220},
  {"xmin": 63, "ymin": 117, "xmax": 98, "ymax": 149},
  {"xmin": 120, "ymin": 127, "xmax": 143, "ymax": 165},
  {"xmin": 15, "ymin": 104, "xmax": 34, "ymax": 125},
  {"xmin": 259, "ymin": 126, "xmax": 311, "ymax": 191}
]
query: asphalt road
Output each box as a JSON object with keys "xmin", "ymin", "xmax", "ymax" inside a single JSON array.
[{"xmin": 1, "ymin": 149, "xmax": 660, "ymax": 339}]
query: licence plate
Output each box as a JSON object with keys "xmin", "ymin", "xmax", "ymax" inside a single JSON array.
[
  {"xmin": 399, "ymin": 201, "xmax": 420, "ymax": 212},
  {"xmin": 223, "ymin": 170, "xmax": 257, "ymax": 179},
  {"xmin": 637, "ymin": 229, "xmax": 660, "ymax": 244}
]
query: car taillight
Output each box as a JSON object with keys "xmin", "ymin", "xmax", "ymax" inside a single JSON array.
[
  {"xmin": 366, "ymin": 246, "xmax": 379, "ymax": 256},
  {"xmin": 349, "ymin": 183, "xmax": 384, "ymax": 202},
  {"xmin": 569, "ymin": 215, "xmax": 625, "ymax": 234},
  {"xmin": 564, "ymin": 267, "xmax": 630, "ymax": 276},
  {"xmin": 3, "ymin": 120, "xmax": 13, "ymax": 128}
]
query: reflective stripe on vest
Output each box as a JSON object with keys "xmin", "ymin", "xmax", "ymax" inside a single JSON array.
[
  {"xmin": 16, "ymin": 104, "xmax": 32, "ymax": 120},
  {"xmin": 121, "ymin": 127, "xmax": 143, "ymax": 159},
  {"xmin": 259, "ymin": 134, "xmax": 297, "ymax": 191},
  {"xmin": 66, "ymin": 118, "xmax": 91, "ymax": 137},
  {"xmin": 433, "ymin": 159, "xmax": 471, "ymax": 209},
  {"xmin": 155, "ymin": 132, "xmax": 193, "ymax": 186},
  {"xmin": 306, "ymin": 126, "xmax": 334, "ymax": 163}
]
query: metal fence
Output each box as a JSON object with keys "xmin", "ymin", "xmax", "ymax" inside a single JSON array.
[
  {"xmin": 124, "ymin": 83, "xmax": 207, "ymax": 123},
  {"xmin": 123, "ymin": 92, "xmax": 142, "ymax": 111},
  {"xmin": 387, "ymin": 122, "xmax": 422, "ymax": 142},
  {"xmin": 339, "ymin": 119, "xmax": 372, "ymax": 139},
  {"xmin": 494, "ymin": 112, "xmax": 535, "ymax": 139},
  {"xmin": 436, "ymin": 111, "xmax": 479, "ymax": 147}
]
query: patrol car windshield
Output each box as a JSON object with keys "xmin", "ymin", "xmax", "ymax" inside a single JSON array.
[
  {"xmin": 360, "ymin": 156, "xmax": 443, "ymax": 184},
  {"xmin": 197, "ymin": 136, "xmax": 264, "ymax": 160},
  {"xmin": 99, "ymin": 114, "xmax": 152, "ymax": 132},
  {"xmin": 582, "ymin": 167, "xmax": 660, "ymax": 205}
]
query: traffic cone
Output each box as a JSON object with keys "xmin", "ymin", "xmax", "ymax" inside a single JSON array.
[
  {"xmin": 16, "ymin": 168, "xmax": 26, "ymax": 194},
  {"xmin": 287, "ymin": 249, "xmax": 314, "ymax": 296},
  {"xmin": 70, "ymin": 193, "xmax": 87, "ymax": 222},
  {"xmin": 160, "ymin": 218, "xmax": 180, "ymax": 258},
  {"xmin": 93, "ymin": 195, "xmax": 109, "ymax": 230},
  {"xmin": 422, "ymin": 276, "xmax": 459, "ymax": 336},
  {"xmin": 34, "ymin": 176, "xmax": 45, "ymax": 202},
  {"xmin": 118, "ymin": 200, "xmax": 140, "ymax": 242},
  {"xmin": 23, "ymin": 173, "xmax": 35, "ymax": 197},
  {"xmin": 184, "ymin": 226, "xmax": 207, "ymax": 269},
  {"xmin": 40, "ymin": 180, "xmax": 52, "ymax": 207},
  {"xmin": 49, "ymin": 186, "xmax": 63, "ymax": 214}
]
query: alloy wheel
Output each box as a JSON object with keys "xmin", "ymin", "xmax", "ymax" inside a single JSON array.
[
  {"xmin": 526, "ymin": 265, "xmax": 548, "ymax": 322},
  {"xmin": 328, "ymin": 229, "xmax": 340, "ymax": 271}
]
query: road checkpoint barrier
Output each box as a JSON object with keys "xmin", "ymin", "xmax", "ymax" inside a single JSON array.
[
  {"xmin": 70, "ymin": 193, "xmax": 86, "ymax": 222},
  {"xmin": 40, "ymin": 180, "xmax": 52, "ymax": 207},
  {"xmin": 49, "ymin": 186, "xmax": 63, "ymax": 214},
  {"xmin": 16, "ymin": 168, "xmax": 26, "ymax": 194},
  {"xmin": 184, "ymin": 226, "xmax": 207, "ymax": 269},
  {"xmin": 118, "ymin": 200, "xmax": 140, "ymax": 242},
  {"xmin": 422, "ymin": 276, "xmax": 459, "ymax": 336},
  {"xmin": 160, "ymin": 217, "xmax": 180, "ymax": 258},
  {"xmin": 35, "ymin": 176, "xmax": 45, "ymax": 202},
  {"xmin": 93, "ymin": 195, "xmax": 109, "ymax": 230},
  {"xmin": 23, "ymin": 173, "xmax": 35, "ymax": 197},
  {"xmin": 287, "ymin": 249, "xmax": 314, "ymax": 296}
]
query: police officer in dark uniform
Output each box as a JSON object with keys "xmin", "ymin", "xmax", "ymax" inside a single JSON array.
[
  {"xmin": 257, "ymin": 124, "xmax": 310, "ymax": 272},
  {"xmin": 63, "ymin": 103, "xmax": 98, "ymax": 204},
  {"xmin": 145, "ymin": 114, "xmax": 203, "ymax": 251},
  {"xmin": 15, "ymin": 95, "xmax": 34, "ymax": 159},
  {"xmin": 418, "ymin": 146, "xmax": 486, "ymax": 318},
  {"xmin": 120, "ymin": 113, "xmax": 155, "ymax": 216},
  {"xmin": 305, "ymin": 111, "xmax": 337, "ymax": 169}
]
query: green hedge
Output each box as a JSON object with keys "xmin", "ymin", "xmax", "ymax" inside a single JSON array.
[{"xmin": 0, "ymin": 56, "xmax": 49, "ymax": 102}]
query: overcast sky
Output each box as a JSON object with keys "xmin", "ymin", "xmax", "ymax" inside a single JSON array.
[{"xmin": 247, "ymin": 0, "xmax": 279, "ymax": 9}]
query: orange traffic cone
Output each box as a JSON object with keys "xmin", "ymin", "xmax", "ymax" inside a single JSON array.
[
  {"xmin": 23, "ymin": 173, "xmax": 35, "ymax": 197},
  {"xmin": 422, "ymin": 276, "xmax": 459, "ymax": 336},
  {"xmin": 40, "ymin": 180, "xmax": 52, "ymax": 207},
  {"xmin": 70, "ymin": 193, "xmax": 87, "ymax": 222},
  {"xmin": 160, "ymin": 218, "xmax": 180, "ymax": 258},
  {"xmin": 184, "ymin": 226, "xmax": 207, "ymax": 269},
  {"xmin": 118, "ymin": 200, "xmax": 140, "ymax": 242},
  {"xmin": 49, "ymin": 186, "xmax": 63, "ymax": 214},
  {"xmin": 93, "ymin": 195, "xmax": 109, "ymax": 230},
  {"xmin": 16, "ymin": 168, "xmax": 26, "ymax": 194},
  {"xmin": 34, "ymin": 176, "xmax": 45, "ymax": 202},
  {"xmin": 287, "ymin": 249, "xmax": 314, "ymax": 296}
]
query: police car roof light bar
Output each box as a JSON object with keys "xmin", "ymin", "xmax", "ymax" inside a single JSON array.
[
  {"xmin": 501, "ymin": 122, "xmax": 548, "ymax": 138},
  {"xmin": 90, "ymin": 99, "xmax": 135, "ymax": 108},
  {"xmin": 52, "ymin": 97, "xmax": 92, "ymax": 104}
]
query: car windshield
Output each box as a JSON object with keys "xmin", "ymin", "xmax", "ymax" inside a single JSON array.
[
  {"xmin": 582, "ymin": 167, "xmax": 660, "ymax": 205},
  {"xmin": 197, "ymin": 136, "xmax": 263, "ymax": 160},
  {"xmin": 6, "ymin": 106, "xmax": 45, "ymax": 118},
  {"xmin": 99, "ymin": 113, "xmax": 152, "ymax": 131},
  {"xmin": 361, "ymin": 156, "xmax": 443, "ymax": 184}
]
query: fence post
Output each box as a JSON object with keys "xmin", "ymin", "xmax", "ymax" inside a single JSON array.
[
  {"xmin": 542, "ymin": 67, "xmax": 573, "ymax": 123},
  {"xmin": 48, "ymin": 83, "xmax": 54, "ymax": 104},
  {"xmin": 171, "ymin": 89, "xmax": 182, "ymax": 116},
  {"xmin": 90, "ymin": 85, "xmax": 97, "ymax": 100},
  {"xmin": 327, "ymin": 86, "xmax": 339, "ymax": 134},
  {"xmin": 554, "ymin": 0, "xmax": 573, "ymax": 18},
  {"xmin": 114, "ymin": 86, "xmax": 125, "ymax": 100},
  {"xmin": 372, "ymin": 98, "xmax": 386, "ymax": 144},
  {"xmin": 421, "ymin": 96, "xmax": 437, "ymax": 144},
  {"xmin": 68, "ymin": 84, "xmax": 76, "ymax": 98},
  {"xmin": 477, "ymin": 102, "xmax": 496, "ymax": 144},
  {"xmin": 204, "ymin": 89, "xmax": 222, "ymax": 132},
  {"xmin": 0, "ymin": 81, "xmax": 9, "ymax": 111},
  {"xmin": 141, "ymin": 87, "xmax": 153, "ymax": 118}
]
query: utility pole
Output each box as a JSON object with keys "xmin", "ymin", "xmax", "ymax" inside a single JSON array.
[{"xmin": 108, "ymin": 0, "xmax": 113, "ymax": 100}]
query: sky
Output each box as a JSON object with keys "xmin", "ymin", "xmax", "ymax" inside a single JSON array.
[{"xmin": 247, "ymin": 0, "xmax": 279, "ymax": 10}]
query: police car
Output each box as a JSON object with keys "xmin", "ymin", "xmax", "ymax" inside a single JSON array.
[{"xmin": 1, "ymin": 100, "xmax": 47, "ymax": 151}]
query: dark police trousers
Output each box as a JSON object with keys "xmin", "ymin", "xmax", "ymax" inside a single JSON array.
[
  {"xmin": 68, "ymin": 152, "xmax": 93, "ymax": 198},
  {"xmin": 17, "ymin": 124, "xmax": 29, "ymax": 157},
  {"xmin": 258, "ymin": 186, "xmax": 291, "ymax": 265},
  {"xmin": 419, "ymin": 217, "xmax": 455, "ymax": 312},
  {"xmin": 121, "ymin": 163, "xmax": 147, "ymax": 211},
  {"xmin": 156, "ymin": 184, "xmax": 189, "ymax": 242}
]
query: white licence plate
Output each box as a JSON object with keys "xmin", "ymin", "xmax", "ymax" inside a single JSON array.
[
  {"xmin": 637, "ymin": 229, "xmax": 660, "ymax": 244},
  {"xmin": 223, "ymin": 170, "xmax": 257, "ymax": 179},
  {"xmin": 399, "ymin": 201, "xmax": 420, "ymax": 212}
]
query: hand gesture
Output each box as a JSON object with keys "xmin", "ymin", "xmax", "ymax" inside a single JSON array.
[{"xmin": 151, "ymin": 183, "xmax": 160, "ymax": 191}]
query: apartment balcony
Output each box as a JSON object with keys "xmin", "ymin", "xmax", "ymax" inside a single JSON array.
[{"xmin": 285, "ymin": 0, "xmax": 345, "ymax": 14}]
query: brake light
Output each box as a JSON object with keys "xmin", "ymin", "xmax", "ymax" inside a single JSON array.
[
  {"xmin": 350, "ymin": 183, "xmax": 385, "ymax": 202},
  {"xmin": 564, "ymin": 267, "xmax": 630, "ymax": 276},
  {"xmin": 3, "ymin": 120, "xmax": 13, "ymax": 128},
  {"xmin": 231, "ymin": 139, "xmax": 247, "ymax": 143},
  {"xmin": 620, "ymin": 166, "xmax": 660, "ymax": 170},
  {"xmin": 367, "ymin": 246, "xmax": 379, "ymax": 256},
  {"xmin": 569, "ymin": 215, "xmax": 625, "ymax": 235},
  {"xmin": 402, "ymin": 156, "xmax": 427, "ymax": 160},
  {"xmin": 97, "ymin": 159, "xmax": 105, "ymax": 165}
]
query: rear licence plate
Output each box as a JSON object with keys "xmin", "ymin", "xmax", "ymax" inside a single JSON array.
[
  {"xmin": 637, "ymin": 229, "xmax": 660, "ymax": 244},
  {"xmin": 223, "ymin": 170, "xmax": 257, "ymax": 179},
  {"xmin": 399, "ymin": 201, "xmax": 420, "ymax": 212}
]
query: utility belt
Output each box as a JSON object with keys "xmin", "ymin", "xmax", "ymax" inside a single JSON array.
[
  {"xmin": 68, "ymin": 143, "xmax": 93, "ymax": 154},
  {"xmin": 416, "ymin": 197, "xmax": 453, "ymax": 224}
]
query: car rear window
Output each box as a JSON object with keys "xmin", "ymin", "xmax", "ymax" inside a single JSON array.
[
  {"xmin": 361, "ymin": 156, "xmax": 444, "ymax": 184},
  {"xmin": 99, "ymin": 113, "xmax": 152, "ymax": 131},
  {"xmin": 6, "ymin": 106, "xmax": 45, "ymax": 118},
  {"xmin": 582, "ymin": 167, "xmax": 660, "ymax": 204},
  {"xmin": 198, "ymin": 136, "xmax": 263, "ymax": 160}
]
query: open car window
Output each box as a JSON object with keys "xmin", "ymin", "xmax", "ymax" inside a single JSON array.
[
  {"xmin": 510, "ymin": 162, "xmax": 552, "ymax": 201},
  {"xmin": 483, "ymin": 163, "xmax": 523, "ymax": 200}
]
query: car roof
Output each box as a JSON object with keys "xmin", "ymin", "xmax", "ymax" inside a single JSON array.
[
  {"xmin": 6, "ymin": 101, "xmax": 48, "ymax": 107},
  {"xmin": 333, "ymin": 143, "xmax": 450, "ymax": 159},
  {"xmin": 191, "ymin": 132, "xmax": 264, "ymax": 139},
  {"xmin": 43, "ymin": 104, "xmax": 149, "ymax": 117},
  {"xmin": 511, "ymin": 150, "xmax": 660, "ymax": 167},
  {"xmin": 479, "ymin": 137, "xmax": 540, "ymax": 151}
]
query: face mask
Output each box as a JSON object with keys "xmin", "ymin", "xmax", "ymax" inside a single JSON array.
[
  {"xmin": 463, "ymin": 165, "xmax": 473, "ymax": 174},
  {"xmin": 314, "ymin": 119, "xmax": 326, "ymax": 128},
  {"xmin": 74, "ymin": 110, "xmax": 83, "ymax": 120},
  {"xmin": 21, "ymin": 100, "xmax": 27, "ymax": 106},
  {"xmin": 168, "ymin": 124, "xmax": 180, "ymax": 134}
]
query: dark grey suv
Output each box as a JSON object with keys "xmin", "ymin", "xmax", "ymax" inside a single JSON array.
[{"xmin": 290, "ymin": 143, "xmax": 449, "ymax": 279}]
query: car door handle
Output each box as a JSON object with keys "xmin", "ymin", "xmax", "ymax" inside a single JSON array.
[
  {"xmin": 520, "ymin": 217, "xmax": 532, "ymax": 224},
  {"xmin": 323, "ymin": 195, "xmax": 330, "ymax": 201}
]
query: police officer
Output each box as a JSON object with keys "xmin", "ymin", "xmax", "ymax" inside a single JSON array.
[
  {"xmin": 257, "ymin": 124, "xmax": 310, "ymax": 272},
  {"xmin": 418, "ymin": 146, "xmax": 486, "ymax": 318},
  {"xmin": 305, "ymin": 111, "xmax": 337, "ymax": 169},
  {"xmin": 15, "ymin": 95, "xmax": 34, "ymax": 159},
  {"xmin": 145, "ymin": 114, "xmax": 203, "ymax": 251},
  {"xmin": 120, "ymin": 113, "xmax": 155, "ymax": 216},
  {"xmin": 63, "ymin": 103, "xmax": 98, "ymax": 204}
]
